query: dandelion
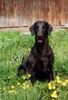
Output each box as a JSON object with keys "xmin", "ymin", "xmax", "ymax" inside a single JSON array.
[
  {"xmin": 48, "ymin": 82, "xmax": 56, "ymax": 90},
  {"xmin": 21, "ymin": 82, "xmax": 30, "ymax": 90},
  {"xmin": 22, "ymin": 84, "xmax": 29, "ymax": 90},
  {"xmin": 62, "ymin": 82, "xmax": 66, "ymax": 86},
  {"xmin": 48, "ymin": 82, "xmax": 52, "ymax": 90},
  {"xmin": 65, "ymin": 80, "xmax": 68, "ymax": 84},
  {"xmin": 17, "ymin": 82, "xmax": 21, "ymax": 86},
  {"xmin": 52, "ymin": 85, "xmax": 56, "ymax": 90},
  {"xmin": 51, "ymin": 90, "xmax": 58, "ymax": 99},
  {"xmin": 28, "ymin": 74, "xmax": 31, "ymax": 78},
  {"xmin": 56, "ymin": 76, "xmax": 62, "ymax": 84},
  {"xmin": 11, "ymin": 86, "xmax": 15, "ymax": 89},
  {"xmin": 56, "ymin": 76, "xmax": 60, "ymax": 80},
  {"xmin": 26, "ymin": 84, "xmax": 29, "ymax": 89},
  {"xmin": 21, "ymin": 86, "xmax": 26, "ymax": 89},
  {"xmin": 57, "ymin": 80, "xmax": 62, "ymax": 84},
  {"xmin": 22, "ymin": 76, "xmax": 26, "ymax": 80},
  {"xmin": 8, "ymin": 90, "xmax": 16, "ymax": 94},
  {"xmin": 23, "ymin": 82, "xmax": 26, "ymax": 86}
]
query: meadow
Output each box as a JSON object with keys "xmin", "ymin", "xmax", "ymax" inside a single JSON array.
[{"xmin": 0, "ymin": 29, "xmax": 68, "ymax": 100}]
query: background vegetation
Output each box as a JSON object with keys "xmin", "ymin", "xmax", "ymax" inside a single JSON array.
[{"xmin": 0, "ymin": 30, "xmax": 68, "ymax": 100}]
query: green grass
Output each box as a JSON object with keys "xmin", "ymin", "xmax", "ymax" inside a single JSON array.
[{"xmin": 0, "ymin": 30, "xmax": 68, "ymax": 100}]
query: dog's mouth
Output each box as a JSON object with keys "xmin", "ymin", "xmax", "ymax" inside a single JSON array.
[{"xmin": 37, "ymin": 36, "xmax": 44, "ymax": 43}]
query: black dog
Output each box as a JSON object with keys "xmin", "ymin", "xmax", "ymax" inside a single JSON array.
[{"xmin": 17, "ymin": 21, "xmax": 54, "ymax": 83}]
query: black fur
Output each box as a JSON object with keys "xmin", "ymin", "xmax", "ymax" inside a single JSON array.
[{"xmin": 17, "ymin": 21, "xmax": 54, "ymax": 83}]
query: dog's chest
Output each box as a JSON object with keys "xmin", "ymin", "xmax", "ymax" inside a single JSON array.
[{"xmin": 32, "ymin": 46, "xmax": 50, "ymax": 65}]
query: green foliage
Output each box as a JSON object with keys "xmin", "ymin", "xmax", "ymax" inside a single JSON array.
[
  {"xmin": 49, "ymin": 29, "xmax": 68, "ymax": 74},
  {"xmin": 0, "ymin": 30, "xmax": 68, "ymax": 100}
]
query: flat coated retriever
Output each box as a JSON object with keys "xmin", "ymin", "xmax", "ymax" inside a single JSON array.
[{"xmin": 17, "ymin": 21, "xmax": 54, "ymax": 83}]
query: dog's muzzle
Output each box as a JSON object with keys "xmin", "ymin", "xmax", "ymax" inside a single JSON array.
[{"xmin": 37, "ymin": 35, "xmax": 44, "ymax": 43}]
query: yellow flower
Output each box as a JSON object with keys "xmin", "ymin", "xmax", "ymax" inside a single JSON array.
[
  {"xmin": 52, "ymin": 86, "xmax": 56, "ymax": 89},
  {"xmin": 56, "ymin": 76, "xmax": 62, "ymax": 84},
  {"xmin": 28, "ymin": 74, "xmax": 31, "ymax": 78},
  {"xmin": 8, "ymin": 90, "xmax": 16, "ymax": 94},
  {"xmin": 21, "ymin": 86, "xmax": 26, "ymax": 89},
  {"xmin": 48, "ymin": 82, "xmax": 52, "ymax": 90},
  {"xmin": 22, "ymin": 82, "xmax": 30, "ymax": 90},
  {"xmin": 48, "ymin": 82, "xmax": 56, "ymax": 90},
  {"xmin": 51, "ymin": 90, "xmax": 58, "ymax": 99},
  {"xmin": 11, "ymin": 86, "xmax": 15, "ymax": 89},
  {"xmin": 22, "ymin": 76, "xmax": 26, "ymax": 80},
  {"xmin": 23, "ymin": 81, "xmax": 29, "ymax": 86},
  {"xmin": 57, "ymin": 80, "xmax": 62, "ymax": 84},
  {"xmin": 22, "ymin": 85, "xmax": 29, "ymax": 90},
  {"xmin": 56, "ymin": 76, "xmax": 60, "ymax": 80},
  {"xmin": 23, "ymin": 82, "xmax": 26, "ymax": 86},
  {"xmin": 17, "ymin": 82, "xmax": 21, "ymax": 86},
  {"xmin": 26, "ymin": 84, "xmax": 29, "ymax": 89},
  {"xmin": 62, "ymin": 82, "xmax": 66, "ymax": 86},
  {"xmin": 65, "ymin": 80, "xmax": 68, "ymax": 84}
]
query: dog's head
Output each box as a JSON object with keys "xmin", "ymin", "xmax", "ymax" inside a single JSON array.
[{"xmin": 30, "ymin": 21, "xmax": 53, "ymax": 43}]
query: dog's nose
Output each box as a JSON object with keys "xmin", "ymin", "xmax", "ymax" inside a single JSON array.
[
  {"xmin": 37, "ymin": 36, "xmax": 43, "ymax": 39},
  {"xmin": 37, "ymin": 35, "xmax": 43, "ymax": 41},
  {"xmin": 37, "ymin": 33, "xmax": 43, "ymax": 37}
]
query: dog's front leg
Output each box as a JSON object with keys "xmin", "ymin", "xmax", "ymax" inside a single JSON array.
[
  {"xmin": 50, "ymin": 69, "xmax": 54, "ymax": 81},
  {"xmin": 47, "ymin": 68, "xmax": 54, "ymax": 82},
  {"xmin": 29, "ymin": 62, "xmax": 36, "ymax": 84},
  {"xmin": 30, "ymin": 72, "xmax": 36, "ymax": 84},
  {"xmin": 17, "ymin": 59, "xmax": 28, "ymax": 77},
  {"xmin": 17, "ymin": 64, "xmax": 27, "ymax": 77}
]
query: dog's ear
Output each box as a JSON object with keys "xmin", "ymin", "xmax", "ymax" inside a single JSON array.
[
  {"xmin": 29, "ymin": 23, "xmax": 35, "ymax": 36},
  {"xmin": 48, "ymin": 23, "xmax": 53, "ymax": 35}
]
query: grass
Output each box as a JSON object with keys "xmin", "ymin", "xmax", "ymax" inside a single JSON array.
[{"xmin": 0, "ymin": 29, "xmax": 68, "ymax": 100}]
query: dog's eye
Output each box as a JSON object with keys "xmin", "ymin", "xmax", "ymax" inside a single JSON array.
[
  {"xmin": 43, "ymin": 26, "xmax": 46, "ymax": 29},
  {"xmin": 36, "ymin": 26, "xmax": 39, "ymax": 29}
]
